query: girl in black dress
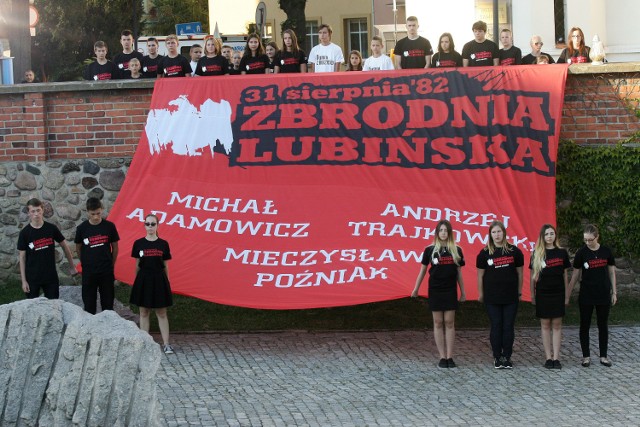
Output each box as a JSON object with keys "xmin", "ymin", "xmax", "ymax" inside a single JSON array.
[
  {"xmin": 568, "ymin": 224, "xmax": 617, "ymax": 367},
  {"xmin": 130, "ymin": 214, "xmax": 174, "ymax": 354},
  {"xmin": 476, "ymin": 220, "xmax": 524, "ymax": 369},
  {"xmin": 412, "ymin": 220, "xmax": 466, "ymax": 368},
  {"xmin": 529, "ymin": 224, "xmax": 571, "ymax": 369}
]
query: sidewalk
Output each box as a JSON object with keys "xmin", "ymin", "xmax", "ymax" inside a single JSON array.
[{"xmin": 156, "ymin": 327, "xmax": 640, "ymax": 426}]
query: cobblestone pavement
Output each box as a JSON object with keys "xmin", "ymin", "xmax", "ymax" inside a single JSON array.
[{"xmin": 155, "ymin": 326, "xmax": 640, "ymax": 426}]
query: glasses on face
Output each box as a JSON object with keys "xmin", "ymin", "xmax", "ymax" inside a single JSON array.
[
  {"xmin": 144, "ymin": 222, "xmax": 157, "ymax": 227},
  {"xmin": 584, "ymin": 238, "xmax": 595, "ymax": 243},
  {"xmin": 535, "ymin": 42, "xmax": 543, "ymax": 46},
  {"xmin": 571, "ymin": 35, "xmax": 582, "ymax": 39}
]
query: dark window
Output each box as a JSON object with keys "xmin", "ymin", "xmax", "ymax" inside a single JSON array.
[{"xmin": 554, "ymin": 0, "xmax": 566, "ymax": 46}]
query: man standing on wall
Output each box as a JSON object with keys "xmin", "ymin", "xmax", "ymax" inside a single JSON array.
[
  {"xmin": 308, "ymin": 24, "xmax": 344, "ymax": 72},
  {"xmin": 393, "ymin": 16, "xmax": 433, "ymax": 69},
  {"xmin": 113, "ymin": 29, "xmax": 144, "ymax": 79}
]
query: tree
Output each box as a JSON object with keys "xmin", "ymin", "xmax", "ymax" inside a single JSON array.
[
  {"xmin": 143, "ymin": 0, "xmax": 209, "ymax": 36},
  {"xmin": 278, "ymin": 0, "xmax": 307, "ymax": 51},
  {"xmin": 32, "ymin": 0, "xmax": 144, "ymax": 81}
]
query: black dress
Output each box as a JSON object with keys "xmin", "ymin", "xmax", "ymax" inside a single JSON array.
[
  {"xmin": 130, "ymin": 237, "xmax": 173, "ymax": 308},
  {"xmin": 530, "ymin": 248, "xmax": 570, "ymax": 318},
  {"xmin": 421, "ymin": 245, "xmax": 464, "ymax": 311}
]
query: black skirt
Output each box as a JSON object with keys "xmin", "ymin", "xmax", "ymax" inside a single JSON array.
[
  {"xmin": 130, "ymin": 268, "xmax": 173, "ymax": 308},
  {"xmin": 535, "ymin": 285, "xmax": 565, "ymax": 318},
  {"xmin": 428, "ymin": 286, "xmax": 458, "ymax": 311}
]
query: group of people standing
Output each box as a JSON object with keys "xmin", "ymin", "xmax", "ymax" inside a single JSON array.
[
  {"xmin": 412, "ymin": 221, "xmax": 616, "ymax": 370},
  {"xmin": 17, "ymin": 198, "xmax": 176, "ymax": 354}
]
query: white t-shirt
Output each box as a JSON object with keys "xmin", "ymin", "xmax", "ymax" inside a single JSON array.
[
  {"xmin": 363, "ymin": 55, "xmax": 395, "ymax": 71},
  {"xmin": 308, "ymin": 43, "xmax": 344, "ymax": 72}
]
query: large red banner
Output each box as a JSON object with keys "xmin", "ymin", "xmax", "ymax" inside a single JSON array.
[{"xmin": 109, "ymin": 65, "xmax": 568, "ymax": 309}]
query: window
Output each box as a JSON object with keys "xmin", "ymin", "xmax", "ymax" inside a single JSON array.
[
  {"xmin": 474, "ymin": 0, "xmax": 512, "ymax": 42},
  {"xmin": 345, "ymin": 18, "xmax": 369, "ymax": 57},
  {"xmin": 306, "ymin": 20, "xmax": 320, "ymax": 49},
  {"xmin": 554, "ymin": 0, "xmax": 566, "ymax": 46}
]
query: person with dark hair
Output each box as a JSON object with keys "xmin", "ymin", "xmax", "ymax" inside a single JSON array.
[
  {"xmin": 265, "ymin": 41, "xmax": 280, "ymax": 73},
  {"xmin": 195, "ymin": 35, "xmax": 228, "ymax": 77},
  {"xmin": 462, "ymin": 20, "xmax": 500, "ymax": 67},
  {"xmin": 189, "ymin": 44, "xmax": 203, "ymax": 74},
  {"xmin": 277, "ymin": 29, "xmax": 307, "ymax": 73},
  {"xmin": 568, "ymin": 224, "xmax": 616, "ymax": 367},
  {"xmin": 141, "ymin": 37, "xmax": 163, "ymax": 79},
  {"xmin": 558, "ymin": 27, "xmax": 591, "ymax": 64},
  {"xmin": 17, "ymin": 198, "xmax": 76, "ymax": 299},
  {"xmin": 498, "ymin": 29, "xmax": 522, "ymax": 65},
  {"xmin": 113, "ymin": 29, "xmax": 144, "ymax": 79},
  {"xmin": 130, "ymin": 214, "xmax": 174, "ymax": 354},
  {"xmin": 521, "ymin": 35, "xmax": 555, "ymax": 65},
  {"xmin": 75, "ymin": 197, "xmax": 120, "ymax": 314},
  {"xmin": 431, "ymin": 33, "xmax": 462, "ymax": 68},
  {"xmin": 221, "ymin": 45, "xmax": 233, "ymax": 62},
  {"xmin": 21, "ymin": 69, "xmax": 39, "ymax": 83},
  {"xmin": 240, "ymin": 33, "xmax": 269, "ymax": 74},
  {"xmin": 84, "ymin": 41, "xmax": 119, "ymax": 81},
  {"xmin": 346, "ymin": 50, "xmax": 363, "ymax": 71},
  {"xmin": 530, "ymin": 224, "xmax": 571, "ymax": 369},
  {"xmin": 412, "ymin": 220, "xmax": 466, "ymax": 368},
  {"xmin": 477, "ymin": 220, "xmax": 524, "ymax": 369},
  {"xmin": 393, "ymin": 16, "xmax": 433, "ymax": 69},
  {"xmin": 308, "ymin": 24, "xmax": 344, "ymax": 72}
]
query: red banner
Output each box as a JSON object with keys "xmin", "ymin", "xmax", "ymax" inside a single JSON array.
[{"xmin": 109, "ymin": 65, "xmax": 568, "ymax": 309}]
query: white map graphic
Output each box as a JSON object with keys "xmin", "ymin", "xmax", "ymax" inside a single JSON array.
[{"xmin": 145, "ymin": 95, "xmax": 234, "ymax": 157}]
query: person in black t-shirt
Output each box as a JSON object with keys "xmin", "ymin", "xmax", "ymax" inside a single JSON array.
[
  {"xmin": 276, "ymin": 29, "xmax": 307, "ymax": 73},
  {"xmin": 158, "ymin": 34, "xmax": 192, "ymax": 78},
  {"xmin": 412, "ymin": 220, "xmax": 466, "ymax": 369},
  {"xmin": 558, "ymin": 27, "xmax": 591, "ymax": 64},
  {"xmin": 567, "ymin": 224, "xmax": 616, "ymax": 368},
  {"xmin": 195, "ymin": 35, "xmax": 228, "ymax": 77},
  {"xmin": 17, "ymin": 198, "xmax": 76, "ymax": 299},
  {"xmin": 265, "ymin": 41, "xmax": 280, "ymax": 74},
  {"xmin": 521, "ymin": 35, "xmax": 555, "ymax": 65},
  {"xmin": 21, "ymin": 69, "xmax": 39, "ymax": 83},
  {"xmin": 75, "ymin": 197, "xmax": 120, "ymax": 314},
  {"xmin": 141, "ymin": 37, "xmax": 164, "ymax": 78},
  {"xmin": 229, "ymin": 51, "xmax": 242, "ymax": 75},
  {"xmin": 462, "ymin": 20, "xmax": 500, "ymax": 67},
  {"xmin": 84, "ymin": 41, "xmax": 119, "ymax": 81},
  {"xmin": 476, "ymin": 220, "xmax": 524, "ymax": 369},
  {"xmin": 431, "ymin": 33, "xmax": 463, "ymax": 68},
  {"xmin": 393, "ymin": 16, "xmax": 433, "ymax": 69},
  {"xmin": 112, "ymin": 29, "xmax": 144, "ymax": 79},
  {"xmin": 498, "ymin": 29, "xmax": 522, "ymax": 65},
  {"xmin": 240, "ymin": 33, "xmax": 269, "ymax": 75}
]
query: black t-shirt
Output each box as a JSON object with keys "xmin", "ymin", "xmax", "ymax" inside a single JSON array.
[
  {"xmin": 17, "ymin": 222, "xmax": 65, "ymax": 286},
  {"xmin": 431, "ymin": 51, "xmax": 463, "ymax": 68},
  {"xmin": 521, "ymin": 53, "xmax": 555, "ymax": 65},
  {"xmin": 142, "ymin": 54, "xmax": 164, "ymax": 78},
  {"xmin": 558, "ymin": 47, "xmax": 591, "ymax": 64},
  {"xmin": 75, "ymin": 219, "xmax": 120, "ymax": 274},
  {"xmin": 394, "ymin": 36, "xmax": 433, "ymax": 69},
  {"xmin": 279, "ymin": 50, "xmax": 308, "ymax": 73},
  {"xmin": 113, "ymin": 51, "xmax": 145, "ymax": 79},
  {"xmin": 573, "ymin": 245, "xmax": 615, "ymax": 304},
  {"xmin": 83, "ymin": 61, "xmax": 120, "ymax": 81},
  {"xmin": 529, "ymin": 247, "xmax": 571, "ymax": 291},
  {"xmin": 158, "ymin": 55, "xmax": 192, "ymax": 77},
  {"xmin": 132, "ymin": 237, "xmax": 172, "ymax": 271},
  {"xmin": 476, "ymin": 246, "xmax": 524, "ymax": 304},
  {"xmin": 240, "ymin": 54, "xmax": 269, "ymax": 74},
  {"xmin": 462, "ymin": 39, "xmax": 500, "ymax": 67},
  {"xmin": 421, "ymin": 245, "xmax": 465, "ymax": 290},
  {"xmin": 499, "ymin": 46, "xmax": 522, "ymax": 65},
  {"xmin": 195, "ymin": 55, "xmax": 229, "ymax": 76}
]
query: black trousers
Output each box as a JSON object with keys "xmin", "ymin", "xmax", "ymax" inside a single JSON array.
[
  {"xmin": 82, "ymin": 272, "xmax": 115, "ymax": 315},
  {"xmin": 579, "ymin": 303, "xmax": 611, "ymax": 357}
]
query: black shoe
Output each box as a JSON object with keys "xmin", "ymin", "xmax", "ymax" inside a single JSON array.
[
  {"xmin": 494, "ymin": 358, "xmax": 503, "ymax": 369},
  {"xmin": 447, "ymin": 358, "xmax": 456, "ymax": 368},
  {"xmin": 438, "ymin": 358, "xmax": 448, "ymax": 368},
  {"xmin": 553, "ymin": 360, "xmax": 562, "ymax": 369},
  {"xmin": 503, "ymin": 358, "xmax": 513, "ymax": 369},
  {"xmin": 544, "ymin": 359, "xmax": 554, "ymax": 369}
]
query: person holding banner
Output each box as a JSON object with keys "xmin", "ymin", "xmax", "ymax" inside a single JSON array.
[
  {"xmin": 529, "ymin": 225, "xmax": 571, "ymax": 369},
  {"xmin": 130, "ymin": 214, "xmax": 175, "ymax": 354},
  {"xmin": 240, "ymin": 33, "xmax": 270, "ymax": 75},
  {"xmin": 558, "ymin": 27, "xmax": 591, "ymax": 64},
  {"xmin": 277, "ymin": 29, "xmax": 307, "ymax": 73},
  {"xmin": 195, "ymin": 35, "xmax": 229, "ymax": 77},
  {"xmin": 476, "ymin": 221, "xmax": 524, "ymax": 369},
  {"xmin": 412, "ymin": 220, "xmax": 466, "ymax": 368},
  {"xmin": 431, "ymin": 33, "xmax": 462, "ymax": 68},
  {"xmin": 567, "ymin": 224, "xmax": 616, "ymax": 367},
  {"xmin": 308, "ymin": 24, "xmax": 344, "ymax": 72},
  {"xmin": 462, "ymin": 21, "xmax": 500, "ymax": 67}
]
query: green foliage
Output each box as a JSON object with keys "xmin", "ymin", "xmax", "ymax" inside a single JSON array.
[
  {"xmin": 32, "ymin": 0, "xmax": 144, "ymax": 81},
  {"xmin": 556, "ymin": 138, "xmax": 640, "ymax": 257},
  {"xmin": 142, "ymin": 0, "xmax": 209, "ymax": 36}
]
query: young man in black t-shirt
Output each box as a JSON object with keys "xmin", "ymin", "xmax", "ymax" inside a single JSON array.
[
  {"xmin": 393, "ymin": 16, "xmax": 433, "ymax": 69},
  {"xmin": 17, "ymin": 198, "xmax": 76, "ymax": 299},
  {"xmin": 462, "ymin": 21, "xmax": 500, "ymax": 67},
  {"xmin": 113, "ymin": 29, "xmax": 144, "ymax": 79},
  {"xmin": 75, "ymin": 197, "xmax": 120, "ymax": 314},
  {"xmin": 84, "ymin": 41, "xmax": 119, "ymax": 81},
  {"xmin": 158, "ymin": 34, "xmax": 192, "ymax": 78},
  {"xmin": 141, "ymin": 37, "xmax": 164, "ymax": 78}
]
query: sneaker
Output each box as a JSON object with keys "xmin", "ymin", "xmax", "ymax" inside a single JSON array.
[
  {"xmin": 438, "ymin": 358, "xmax": 448, "ymax": 368},
  {"xmin": 503, "ymin": 358, "xmax": 513, "ymax": 369},
  {"xmin": 494, "ymin": 358, "xmax": 503, "ymax": 369},
  {"xmin": 600, "ymin": 357, "xmax": 612, "ymax": 367},
  {"xmin": 447, "ymin": 358, "xmax": 456, "ymax": 368},
  {"xmin": 163, "ymin": 344, "xmax": 174, "ymax": 354},
  {"xmin": 544, "ymin": 359, "xmax": 554, "ymax": 369},
  {"xmin": 553, "ymin": 360, "xmax": 562, "ymax": 369}
]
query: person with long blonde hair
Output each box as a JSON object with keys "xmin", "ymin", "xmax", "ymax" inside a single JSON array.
[
  {"xmin": 412, "ymin": 220, "xmax": 466, "ymax": 368},
  {"xmin": 476, "ymin": 220, "xmax": 524, "ymax": 369},
  {"xmin": 529, "ymin": 224, "xmax": 571, "ymax": 369}
]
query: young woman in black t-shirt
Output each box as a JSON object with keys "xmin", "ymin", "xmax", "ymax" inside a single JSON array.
[
  {"xmin": 276, "ymin": 29, "xmax": 307, "ymax": 73},
  {"xmin": 530, "ymin": 224, "xmax": 571, "ymax": 369},
  {"xmin": 431, "ymin": 33, "xmax": 462, "ymax": 68},
  {"xmin": 412, "ymin": 220, "xmax": 466, "ymax": 368},
  {"xmin": 476, "ymin": 220, "xmax": 524, "ymax": 369},
  {"xmin": 558, "ymin": 27, "xmax": 591, "ymax": 64},
  {"xmin": 195, "ymin": 35, "xmax": 229, "ymax": 77},
  {"xmin": 567, "ymin": 224, "xmax": 617, "ymax": 367},
  {"xmin": 265, "ymin": 41, "xmax": 280, "ymax": 74},
  {"xmin": 240, "ymin": 33, "xmax": 269, "ymax": 75}
]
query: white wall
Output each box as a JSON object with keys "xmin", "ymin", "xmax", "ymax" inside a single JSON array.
[
  {"xmin": 209, "ymin": 0, "xmax": 258, "ymax": 35},
  {"xmin": 406, "ymin": 0, "xmax": 476, "ymax": 52}
]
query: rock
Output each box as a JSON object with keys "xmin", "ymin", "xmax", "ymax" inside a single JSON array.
[
  {"xmin": 25, "ymin": 164, "xmax": 41, "ymax": 175},
  {"xmin": 6, "ymin": 190, "xmax": 20, "ymax": 197},
  {"xmin": 14, "ymin": 171, "xmax": 37, "ymax": 190},
  {"xmin": 43, "ymin": 170, "xmax": 65, "ymax": 190},
  {"xmin": 16, "ymin": 163, "xmax": 24, "ymax": 171},
  {"xmin": 616, "ymin": 258, "xmax": 631, "ymax": 269},
  {"xmin": 41, "ymin": 188, "xmax": 55, "ymax": 201},
  {"xmin": 0, "ymin": 257, "xmax": 13, "ymax": 269},
  {"xmin": 0, "ymin": 299, "xmax": 162, "ymax": 426},
  {"xmin": 0, "ymin": 238, "xmax": 14, "ymax": 254},
  {"xmin": 81, "ymin": 176, "xmax": 99, "ymax": 189},
  {"xmin": 43, "ymin": 201, "xmax": 54, "ymax": 218},
  {"xmin": 617, "ymin": 269, "xmax": 636, "ymax": 285},
  {"xmin": 7, "ymin": 168, "xmax": 17, "ymax": 180},
  {"xmin": 99, "ymin": 170, "xmax": 126, "ymax": 191},
  {"xmin": 87, "ymin": 187, "xmax": 105, "ymax": 200},
  {"xmin": 0, "ymin": 213, "xmax": 17, "ymax": 226},
  {"xmin": 96, "ymin": 159, "xmax": 122, "ymax": 169},
  {"xmin": 3, "ymin": 225, "xmax": 20, "ymax": 237},
  {"xmin": 0, "ymin": 189, "xmax": 4, "ymax": 197},
  {"xmin": 59, "ymin": 220, "xmax": 77, "ymax": 231},
  {"xmin": 45, "ymin": 161, "xmax": 62, "ymax": 168},
  {"xmin": 61, "ymin": 162, "xmax": 81, "ymax": 174},
  {"xmin": 0, "ymin": 164, "xmax": 6, "ymax": 175},
  {"xmin": 83, "ymin": 160, "xmax": 100, "ymax": 175},
  {"xmin": 56, "ymin": 204, "xmax": 81, "ymax": 221},
  {"xmin": 55, "ymin": 187, "xmax": 70, "ymax": 201},
  {"xmin": 0, "ymin": 177, "xmax": 10, "ymax": 187},
  {"xmin": 64, "ymin": 173, "xmax": 80, "ymax": 186},
  {"xmin": 66, "ymin": 193, "xmax": 80, "ymax": 205}
]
